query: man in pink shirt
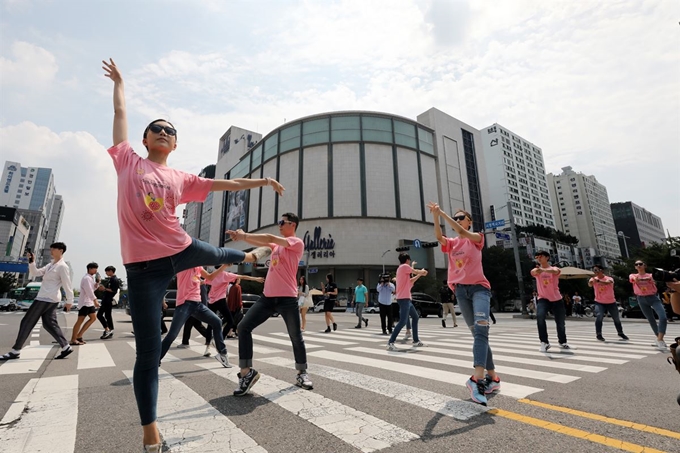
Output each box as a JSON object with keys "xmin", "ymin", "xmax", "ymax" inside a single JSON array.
[
  {"xmin": 630, "ymin": 260, "xmax": 667, "ymax": 350},
  {"xmin": 387, "ymin": 253, "xmax": 428, "ymax": 350},
  {"xmin": 531, "ymin": 250, "xmax": 570, "ymax": 352},
  {"xmin": 589, "ymin": 265, "xmax": 628, "ymax": 342},
  {"xmin": 226, "ymin": 212, "xmax": 313, "ymax": 396}
]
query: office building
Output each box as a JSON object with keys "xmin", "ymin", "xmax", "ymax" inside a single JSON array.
[{"xmin": 611, "ymin": 201, "xmax": 666, "ymax": 257}]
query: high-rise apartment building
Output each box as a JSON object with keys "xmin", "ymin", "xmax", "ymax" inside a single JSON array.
[
  {"xmin": 480, "ymin": 124, "xmax": 555, "ymax": 229},
  {"xmin": 548, "ymin": 166, "xmax": 619, "ymax": 259},
  {"xmin": 611, "ymin": 201, "xmax": 666, "ymax": 257},
  {"xmin": 0, "ymin": 161, "xmax": 60, "ymax": 265},
  {"xmin": 41, "ymin": 194, "xmax": 65, "ymax": 265}
]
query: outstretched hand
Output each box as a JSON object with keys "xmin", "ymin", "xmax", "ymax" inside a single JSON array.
[
  {"xmin": 269, "ymin": 178, "xmax": 285, "ymax": 197},
  {"xmin": 426, "ymin": 202, "xmax": 441, "ymax": 215},
  {"xmin": 102, "ymin": 58, "xmax": 123, "ymax": 83},
  {"xmin": 225, "ymin": 229, "xmax": 246, "ymax": 242}
]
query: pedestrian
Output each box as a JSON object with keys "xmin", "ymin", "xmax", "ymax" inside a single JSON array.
[
  {"xmin": 531, "ymin": 251, "xmax": 570, "ymax": 352},
  {"xmin": 589, "ymin": 265, "xmax": 629, "ymax": 342},
  {"xmin": 387, "ymin": 253, "xmax": 427, "ymax": 350},
  {"xmin": 440, "ymin": 279, "xmax": 458, "ymax": 328},
  {"xmin": 102, "ymin": 58, "xmax": 276, "ymax": 452},
  {"xmin": 528, "ymin": 291, "xmax": 538, "ymax": 319},
  {"xmin": 0, "ymin": 245, "xmax": 75, "ymax": 361},
  {"xmin": 179, "ymin": 282, "xmax": 212, "ymax": 349},
  {"xmin": 630, "ymin": 260, "xmax": 667, "ymax": 350},
  {"xmin": 98, "ymin": 265, "xmax": 121, "ymax": 339},
  {"xmin": 572, "ymin": 291, "xmax": 583, "ymax": 317},
  {"xmin": 563, "ymin": 294, "xmax": 573, "ymax": 318},
  {"xmin": 70, "ymin": 262, "xmax": 102, "ymax": 345},
  {"xmin": 298, "ymin": 276, "xmax": 313, "ymax": 332},
  {"xmin": 662, "ymin": 289, "xmax": 678, "ymax": 322},
  {"xmin": 321, "ymin": 273, "xmax": 338, "ymax": 333},
  {"xmin": 376, "ymin": 274, "xmax": 395, "ymax": 335},
  {"xmin": 226, "ymin": 278, "xmax": 244, "ymax": 337},
  {"xmin": 354, "ymin": 278, "xmax": 369, "ymax": 328},
  {"xmin": 205, "ymin": 266, "xmax": 263, "ymax": 354},
  {"xmin": 160, "ymin": 267, "xmax": 233, "ymax": 368},
  {"xmin": 428, "ymin": 203, "xmax": 500, "ymax": 406},
  {"xmin": 227, "ymin": 212, "xmax": 313, "ymax": 396}
]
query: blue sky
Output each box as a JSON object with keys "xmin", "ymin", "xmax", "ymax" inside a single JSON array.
[{"xmin": 1, "ymin": 0, "xmax": 678, "ymax": 282}]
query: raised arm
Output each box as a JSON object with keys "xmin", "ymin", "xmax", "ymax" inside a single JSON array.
[
  {"xmin": 238, "ymin": 275, "xmax": 265, "ymax": 283},
  {"xmin": 203, "ymin": 265, "xmax": 230, "ymax": 281},
  {"xmin": 103, "ymin": 58, "xmax": 127, "ymax": 146},
  {"xmin": 441, "ymin": 210, "xmax": 482, "ymax": 243},
  {"xmin": 211, "ymin": 177, "xmax": 284, "ymax": 197},
  {"xmin": 226, "ymin": 229, "xmax": 290, "ymax": 248},
  {"xmin": 426, "ymin": 202, "xmax": 446, "ymax": 245}
]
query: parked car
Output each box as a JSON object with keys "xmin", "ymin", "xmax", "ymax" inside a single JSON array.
[
  {"xmin": 242, "ymin": 293, "xmax": 279, "ymax": 317},
  {"xmin": 0, "ymin": 298, "xmax": 17, "ymax": 311},
  {"xmin": 622, "ymin": 302, "xmax": 656, "ymax": 319},
  {"xmin": 366, "ymin": 303, "xmax": 381, "ymax": 314},
  {"xmin": 312, "ymin": 297, "xmax": 349, "ymax": 313},
  {"xmin": 392, "ymin": 292, "xmax": 443, "ymax": 318},
  {"xmin": 127, "ymin": 290, "xmax": 176, "ymax": 317}
]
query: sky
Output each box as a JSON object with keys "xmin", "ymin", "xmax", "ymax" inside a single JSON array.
[{"xmin": 1, "ymin": 0, "xmax": 678, "ymax": 285}]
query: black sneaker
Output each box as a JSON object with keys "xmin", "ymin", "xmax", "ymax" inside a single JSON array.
[
  {"xmin": 354, "ymin": 325, "xmax": 361, "ymax": 329},
  {"xmin": 363, "ymin": 318, "xmax": 368, "ymax": 327},
  {"xmin": 323, "ymin": 327, "xmax": 331, "ymax": 333},
  {"xmin": 596, "ymin": 335, "xmax": 605, "ymax": 341},
  {"xmin": 295, "ymin": 372, "xmax": 313, "ymax": 390},
  {"xmin": 332, "ymin": 323, "xmax": 337, "ymax": 331},
  {"xmin": 618, "ymin": 333, "xmax": 629, "ymax": 341},
  {"xmin": 0, "ymin": 351, "xmax": 20, "ymax": 360},
  {"xmin": 55, "ymin": 346, "xmax": 73, "ymax": 359},
  {"xmin": 233, "ymin": 369, "xmax": 261, "ymax": 396},
  {"xmin": 442, "ymin": 320, "xmax": 446, "ymax": 328}
]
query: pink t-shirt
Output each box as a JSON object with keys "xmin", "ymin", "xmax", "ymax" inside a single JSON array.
[
  {"xmin": 591, "ymin": 276, "xmax": 616, "ymax": 303},
  {"xmin": 209, "ymin": 271, "xmax": 238, "ymax": 303},
  {"xmin": 629, "ymin": 273, "xmax": 657, "ymax": 296},
  {"xmin": 107, "ymin": 141, "xmax": 213, "ymax": 264},
  {"xmin": 395, "ymin": 264, "xmax": 415, "ymax": 300},
  {"xmin": 441, "ymin": 235, "xmax": 490, "ymax": 290},
  {"xmin": 177, "ymin": 267, "xmax": 202, "ymax": 306},
  {"xmin": 264, "ymin": 237, "xmax": 304, "ymax": 298},
  {"xmin": 533, "ymin": 267, "xmax": 562, "ymax": 301}
]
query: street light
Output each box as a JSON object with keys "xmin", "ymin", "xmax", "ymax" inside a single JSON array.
[
  {"xmin": 618, "ymin": 231, "xmax": 630, "ymax": 259},
  {"xmin": 381, "ymin": 249, "xmax": 391, "ymax": 274}
]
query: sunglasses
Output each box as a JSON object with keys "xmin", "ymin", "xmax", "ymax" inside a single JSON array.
[
  {"xmin": 278, "ymin": 219, "xmax": 294, "ymax": 226},
  {"xmin": 635, "ymin": 263, "xmax": 645, "ymax": 266},
  {"xmin": 452, "ymin": 215, "xmax": 468, "ymax": 222},
  {"xmin": 148, "ymin": 124, "xmax": 177, "ymax": 136}
]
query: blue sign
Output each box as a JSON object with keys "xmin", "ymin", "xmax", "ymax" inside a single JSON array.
[
  {"xmin": 413, "ymin": 239, "xmax": 421, "ymax": 249},
  {"xmin": 308, "ymin": 268, "xmax": 318, "ymax": 274},
  {"xmin": 495, "ymin": 232, "xmax": 511, "ymax": 241},
  {"xmin": 485, "ymin": 219, "xmax": 506, "ymax": 229},
  {"xmin": 299, "ymin": 260, "xmax": 306, "ymax": 266}
]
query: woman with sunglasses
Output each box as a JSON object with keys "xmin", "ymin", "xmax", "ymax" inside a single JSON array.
[
  {"xmin": 103, "ymin": 58, "xmax": 281, "ymax": 452},
  {"xmin": 630, "ymin": 261, "xmax": 667, "ymax": 350},
  {"xmin": 428, "ymin": 202, "xmax": 499, "ymax": 406}
]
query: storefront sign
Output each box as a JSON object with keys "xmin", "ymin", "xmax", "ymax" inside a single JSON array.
[{"xmin": 304, "ymin": 226, "xmax": 335, "ymax": 259}]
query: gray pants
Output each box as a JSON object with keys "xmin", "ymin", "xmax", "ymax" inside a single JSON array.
[
  {"xmin": 13, "ymin": 299, "xmax": 68, "ymax": 350},
  {"xmin": 355, "ymin": 303, "xmax": 367, "ymax": 325}
]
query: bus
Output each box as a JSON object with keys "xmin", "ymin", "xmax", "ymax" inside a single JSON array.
[{"xmin": 13, "ymin": 282, "xmax": 42, "ymax": 310}]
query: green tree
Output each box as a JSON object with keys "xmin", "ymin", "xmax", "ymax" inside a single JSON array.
[
  {"xmin": 0, "ymin": 272, "xmax": 18, "ymax": 296},
  {"xmin": 412, "ymin": 274, "xmax": 439, "ymax": 299}
]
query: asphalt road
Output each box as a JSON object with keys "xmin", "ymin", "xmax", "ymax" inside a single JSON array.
[{"xmin": 0, "ymin": 308, "xmax": 678, "ymax": 453}]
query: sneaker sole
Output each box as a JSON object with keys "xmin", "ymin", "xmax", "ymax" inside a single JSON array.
[{"xmin": 234, "ymin": 373, "xmax": 261, "ymax": 397}]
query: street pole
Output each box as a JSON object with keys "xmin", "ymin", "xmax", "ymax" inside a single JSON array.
[
  {"xmin": 506, "ymin": 206, "xmax": 527, "ymax": 314},
  {"xmin": 381, "ymin": 249, "xmax": 391, "ymax": 274},
  {"xmin": 618, "ymin": 231, "xmax": 629, "ymax": 259},
  {"xmin": 304, "ymin": 249, "xmax": 310, "ymax": 283}
]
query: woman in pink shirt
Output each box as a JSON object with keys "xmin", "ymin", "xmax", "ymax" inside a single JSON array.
[
  {"xmin": 428, "ymin": 202, "xmax": 499, "ymax": 407},
  {"xmin": 531, "ymin": 250, "xmax": 570, "ymax": 352},
  {"xmin": 386, "ymin": 253, "xmax": 428, "ymax": 350},
  {"xmin": 630, "ymin": 260, "xmax": 667, "ymax": 349},
  {"xmin": 103, "ymin": 59, "xmax": 278, "ymax": 452},
  {"xmin": 589, "ymin": 265, "xmax": 628, "ymax": 342}
]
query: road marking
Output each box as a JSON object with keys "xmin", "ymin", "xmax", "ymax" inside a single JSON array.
[
  {"xmin": 77, "ymin": 343, "xmax": 116, "ymax": 370},
  {"xmin": 0, "ymin": 345, "xmax": 53, "ymax": 375},
  {"xmin": 306, "ymin": 330, "xmax": 394, "ymax": 343},
  {"xmin": 124, "ymin": 369, "xmax": 267, "ymax": 453},
  {"xmin": 259, "ymin": 356, "xmax": 488, "ymax": 421},
  {"xmin": 271, "ymin": 332, "xmax": 357, "ymax": 345},
  {"xmin": 519, "ymin": 399, "xmax": 680, "ymax": 440},
  {"xmin": 347, "ymin": 347, "xmax": 580, "ymax": 383},
  {"xmin": 200, "ymin": 362, "xmax": 420, "ymax": 453},
  {"xmin": 489, "ymin": 408, "xmax": 667, "ymax": 453},
  {"xmin": 308, "ymin": 350, "xmax": 542, "ymax": 398},
  {"xmin": 0, "ymin": 375, "xmax": 78, "ymax": 452},
  {"xmin": 251, "ymin": 334, "xmax": 323, "ymax": 349},
  {"xmin": 491, "ymin": 332, "xmax": 663, "ymax": 354}
]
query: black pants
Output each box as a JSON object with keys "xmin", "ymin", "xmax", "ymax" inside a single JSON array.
[
  {"xmin": 207, "ymin": 298, "xmax": 235, "ymax": 341},
  {"xmin": 13, "ymin": 300, "xmax": 68, "ymax": 350},
  {"xmin": 379, "ymin": 304, "xmax": 393, "ymax": 333},
  {"xmin": 182, "ymin": 317, "xmax": 210, "ymax": 344},
  {"xmin": 160, "ymin": 310, "xmax": 168, "ymax": 334},
  {"xmin": 97, "ymin": 299, "xmax": 114, "ymax": 330}
]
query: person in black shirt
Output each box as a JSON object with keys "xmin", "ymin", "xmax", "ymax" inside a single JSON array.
[
  {"xmin": 98, "ymin": 266, "xmax": 120, "ymax": 339},
  {"xmin": 321, "ymin": 273, "xmax": 338, "ymax": 333}
]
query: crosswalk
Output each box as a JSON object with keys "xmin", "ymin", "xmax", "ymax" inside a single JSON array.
[{"xmin": 0, "ymin": 313, "xmax": 678, "ymax": 452}]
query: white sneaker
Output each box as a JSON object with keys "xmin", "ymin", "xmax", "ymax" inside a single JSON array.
[
  {"xmin": 386, "ymin": 343, "xmax": 397, "ymax": 351},
  {"xmin": 215, "ymin": 352, "xmax": 233, "ymax": 368},
  {"xmin": 657, "ymin": 340, "xmax": 668, "ymax": 350},
  {"xmin": 539, "ymin": 342, "xmax": 551, "ymax": 352},
  {"xmin": 403, "ymin": 332, "xmax": 412, "ymax": 341},
  {"xmin": 251, "ymin": 246, "xmax": 272, "ymax": 262},
  {"xmin": 177, "ymin": 344, "xmax": 190, "ymax": 349},
  {"xmin": 412, "ymin": 341, "xmax": 426, "ymax": 347},
  {"xmin": 203, "ymin": 345, "xmax": 211, "ymax": 357},
  {"xmin": 143, "ymin": 444, "xmax": 161, "ymax": 453}
]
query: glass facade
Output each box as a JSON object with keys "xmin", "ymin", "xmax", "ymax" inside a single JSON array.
[
  {"xmin": 461, "ymin": 129, "xmax": 485, "ymax": 232},
  {"xmin": 29, "ymin": 168, "xmax": 51, "ymax": 211}
]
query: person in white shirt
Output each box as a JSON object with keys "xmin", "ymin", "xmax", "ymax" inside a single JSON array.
[
  {"xmin": 70, "ymin": 262, "xmax": 103, "ymax": 345},
  {"xmin": 0, "ymin": 243, "xmax": 75, "ymax": 361}
]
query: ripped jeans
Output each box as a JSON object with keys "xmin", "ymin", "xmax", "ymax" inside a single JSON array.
[{"xmin": 455, "ymin": 284, "xmax": 494, "ymax": 370}]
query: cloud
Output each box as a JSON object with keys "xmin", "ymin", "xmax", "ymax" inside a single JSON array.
[{"xmin": 0, "ymin": 41, "xmax": 58, "ymax": 87}]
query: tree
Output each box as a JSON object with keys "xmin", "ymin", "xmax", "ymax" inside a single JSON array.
[
  {"xmin": 412, "ymin": 274, "xmax": 439, "ymax": 299},
  {"xmin": 0, "ymin": 272, "xmax": 18, "ymax": 296},
  {"xmin": 516, "ymin": 224, "xmax": 579, "ymax": 245}
]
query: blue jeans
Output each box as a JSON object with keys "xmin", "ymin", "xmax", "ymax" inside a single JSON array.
[
  {"xmin": 536, "ymin": 298, "xmax": 567, "ymax": 344},
  {"xmin": 126, "ymin": 238, "xmax": 245, "ymax": 426},
  {"xmin": 637, "ymin": 295, "xmax": 667, "ymax": 336},
  {"xmin": 389, "ymin": 299, "xmax": 419, "ymax": 344},
  {"xmin": 594, "ymin": 303, "xmax": 623, "ymax": 336},
  {"xmin": 160, "ymin": 301, "xmax": 226, "ymax": 360},
  {"xmin": 237, "ymin": 295, "xmax": 307, "ymax": 370},
  {"xmin": 455, "ymin": 284, "xmax": 494, "ymax": 370}
]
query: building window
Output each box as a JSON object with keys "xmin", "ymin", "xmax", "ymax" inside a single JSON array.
[
  {"xmin": 393, "ymin": 120, "xmax": 417, "ymax": 149},
  {"xmin": 302, "ymin": 118, "xmax": 329, "ymax": 147},
  {"xmin": 263, "ymin": 134, "xmax": 278, "ymax": 162},
  {"xmin": 461, "ymin": 129, "xmax": 484, "ymax": 232},
  {"xmin": 363, "ymin": 116, "xmax": 393, "ymax": 144},
  {"xmin": 251, "ymin": 144, "xmax": 263, "ymax": 170},
  {"xmin": 279, "ymin": 123, "xmax": 301, "ymax": 153},
  {"xmin": 331, "ymin": 115, "xmax": 360, "ymax": 142},
  {"xmin": 418, "ymin": 128, "xmax": 434, "ymax": 154}
]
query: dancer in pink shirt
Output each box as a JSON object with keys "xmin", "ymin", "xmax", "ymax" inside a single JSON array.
[{"xmin": 531, "ymin": 250, "xmax": 570, "ymax": 352}]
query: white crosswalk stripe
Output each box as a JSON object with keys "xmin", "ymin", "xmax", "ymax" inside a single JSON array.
[
  {"xmin": 0, "ymin": 344, "xmax": 54, "ymax": 375},
  {"xmin": 77, "ymin": 343, "xmax": 116, "ymax": 370}
]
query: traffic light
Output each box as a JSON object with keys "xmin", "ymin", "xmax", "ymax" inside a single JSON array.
[
  {"xmin": 422, "ymin": 242, "xmax": 439, "ymax": 248},
  {"xmin": 395, "ymin": 246, "xmax": 410, "ymax": 252}
]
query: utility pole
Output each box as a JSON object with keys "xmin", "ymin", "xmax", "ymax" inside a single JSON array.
[{"xmin": 507, "ymin": 206, "xmax": 527, "ymax": 314}]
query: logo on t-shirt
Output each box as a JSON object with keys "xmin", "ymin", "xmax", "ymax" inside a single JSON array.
[
  {"xmin": 145, "ymin": 192, "xmax": 164, "ymax": 212},
  {"xmin": 454, "ymin": 259, "xmax": 465, "ymax": 269}
]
